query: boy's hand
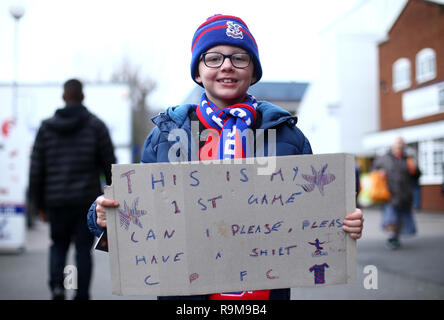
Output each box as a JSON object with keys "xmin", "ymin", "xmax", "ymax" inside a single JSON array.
[
  {"xmin": 342, "ymin": 208, "xmax": 364, "ymax": 239},
  {"xmin": 96, "ymin": 195, "xmax": 119, "ymax": 228}
]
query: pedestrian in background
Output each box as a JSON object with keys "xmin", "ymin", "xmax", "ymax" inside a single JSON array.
[
  {"xmin": 372, "ymin": 136, "xmax": 420, "ymax": 249},
  {"xmin": 29, "ymin": 79, "xmax": 116, "ymax": 300}
]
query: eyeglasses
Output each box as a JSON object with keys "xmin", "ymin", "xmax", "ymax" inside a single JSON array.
[{"xmin": 200, "ymin": 52, "xmax": 252, "ymax": 69}]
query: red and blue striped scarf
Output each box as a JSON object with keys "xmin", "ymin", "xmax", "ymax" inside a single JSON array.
[
  {"xmin": 196, "ymin": 92, "xmax": 270, "ymax": 300},
  {"xmin": 196, "ymin": 92, "xmax": 257, "ymax": 160}
]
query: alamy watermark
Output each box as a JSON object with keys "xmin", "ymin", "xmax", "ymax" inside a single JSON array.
[
  {"xmin": 63, "ymin": 265, "xmax": 77, "ymax": 290},
  {"xmin": 166, "ymin": 121, "xmax": 277, "ymax": 175},
  {"xmin": 363, "ymin": 265, "xmax": 378, "ymax": 290}
]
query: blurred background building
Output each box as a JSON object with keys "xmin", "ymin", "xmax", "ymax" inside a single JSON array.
[
  {"xmin": 296, "ymin": 0, "xmax": 443, "ymax": 211},
  {"xmin": 364, "ymin": 0, "xmax": 444, "ymax": 211}
]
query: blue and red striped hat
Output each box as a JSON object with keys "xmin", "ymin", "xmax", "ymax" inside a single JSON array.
[{"xmin": 190, "ymin": 14, "xmax": 262, "ymax": 87}]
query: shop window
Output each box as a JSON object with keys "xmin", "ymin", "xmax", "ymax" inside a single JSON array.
[{"xmin": 419, "ymin": 138, "xmax": 444, "ymax": 185}]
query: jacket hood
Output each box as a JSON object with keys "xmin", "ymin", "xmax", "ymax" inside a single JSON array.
[
  {"xmin": 44, "ymin": 104, "xmax": 90, "ymax": 133},
  {"xmin": 159, "ymin": 101, "xmax": 297, "ymax": 130},
  {"xmin": 256, "ymin": 101, "xmax": 298, "ymax": 129}
]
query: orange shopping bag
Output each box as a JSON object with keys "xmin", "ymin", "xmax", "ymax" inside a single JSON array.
[{"xmin": 369, "ymin": 170, "xmax": 391, "ymax": 203}]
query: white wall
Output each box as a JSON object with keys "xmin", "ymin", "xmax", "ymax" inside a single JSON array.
[{"xmin": 336, "ymin": 33, "xmax": 380, "ymax": 154}]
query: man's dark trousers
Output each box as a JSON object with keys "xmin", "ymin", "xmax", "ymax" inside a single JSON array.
[{"xmin": 48, "ymin": 205, "xmax": 94, "ymax": 300}]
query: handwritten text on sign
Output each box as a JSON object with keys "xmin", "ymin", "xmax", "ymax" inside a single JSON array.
[{"xmin": 105, "ymin": 154, "xmax": 356, "ymax": 296}]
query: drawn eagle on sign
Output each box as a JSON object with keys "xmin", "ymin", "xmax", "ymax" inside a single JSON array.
[{"xmin": 301, "ymin": 164, "xmax": 336, "ymax": 196}]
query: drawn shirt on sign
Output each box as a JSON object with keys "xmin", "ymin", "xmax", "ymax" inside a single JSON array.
[{"xmin": 309, "ymin": 263, "xmax": 329, "ymax": 284}]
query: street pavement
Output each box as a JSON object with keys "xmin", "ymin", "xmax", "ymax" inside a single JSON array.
[{"xmin": 0, "ymin": 207, "xmax": 443, "ymax": 300}]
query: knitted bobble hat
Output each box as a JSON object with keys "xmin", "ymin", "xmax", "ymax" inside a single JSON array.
[{"xmin": 190, "ymin": 14, "xmax": 262, "ymax": 87}]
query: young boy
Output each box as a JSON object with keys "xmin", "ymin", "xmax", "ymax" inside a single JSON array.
[{"xmin": 87, "ymin": 14, "xmax": 363, "ymax": 300}]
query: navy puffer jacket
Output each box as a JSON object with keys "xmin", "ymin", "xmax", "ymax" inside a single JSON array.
[
  {"xmin": 29, "ymin": 104, "xmax": 116, "ymax": 210},
  {"xmin": 141, "ymin": 101, "xmax": 312, "ymax": 163}
]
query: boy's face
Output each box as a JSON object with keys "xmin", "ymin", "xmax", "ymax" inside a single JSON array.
[{"xmin": 195, "ymin": 45, "xmax": 256, "ymax": 108}]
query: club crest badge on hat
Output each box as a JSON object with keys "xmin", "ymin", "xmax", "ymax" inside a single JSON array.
[{"xmin": 226, "ymin": 21, "xmax": 243, "ymax": 39}]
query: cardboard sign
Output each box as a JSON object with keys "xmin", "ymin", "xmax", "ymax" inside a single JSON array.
[{"xmin": 105, "ymin": 154, "xmax": 356, "ymax": 296}]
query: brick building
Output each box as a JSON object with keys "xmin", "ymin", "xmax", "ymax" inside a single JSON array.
[{"xmin": 365, "ymin": 0, "xmax": 444, "ymax": 211}]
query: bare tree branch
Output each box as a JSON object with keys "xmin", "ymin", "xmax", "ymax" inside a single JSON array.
[{"xmin": 111, "ymin": 58, "xmax": 157, "ymax": 162}]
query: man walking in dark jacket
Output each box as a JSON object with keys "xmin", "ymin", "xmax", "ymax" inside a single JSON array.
[{"xmin": 29, "ymin": 79, "xmax": 116, "ymax": 300}]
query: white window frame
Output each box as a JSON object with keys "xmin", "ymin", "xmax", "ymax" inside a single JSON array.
[
  {"xmin": 393, "ymin": 58, "xmax": 411, "ymax": 92},
  {"xmin": 418, "ymin": 138, "xmax": 444, "ymax": 185},
  {"xmin": 416, "ymin": 48, "xmax": 436, "ymax": 84}
]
